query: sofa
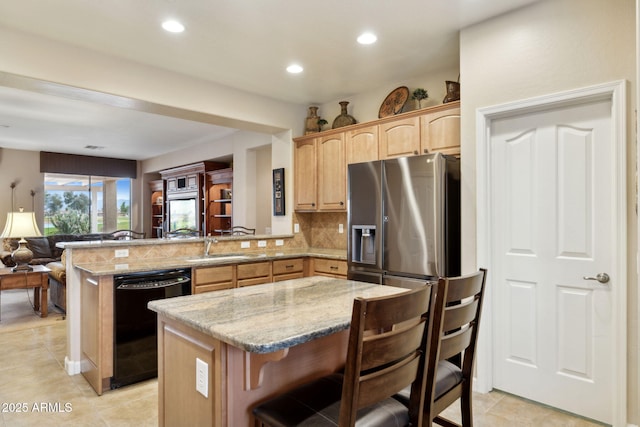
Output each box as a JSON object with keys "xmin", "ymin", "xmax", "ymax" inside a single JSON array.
[{"xmin": 1, "ymin": 233, "xmax": 116, "ymax": 312}]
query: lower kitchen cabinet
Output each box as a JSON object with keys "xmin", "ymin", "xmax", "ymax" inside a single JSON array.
[
  {"xmin": 193, "ymin": 265, "xmax": 234, "ymax": 294},
  {"xmin": 311, "ymin": 258, "xmax": 347, "ymax": 278},
  {"xmin": 192, "ymin": 257, "xmax": 345, "ymax": 292},
  {"xmin": 272, "ymin": 258, "xmax": 306, "ymax": 282},
  {"xmin": 237, "ymin": 261, "xmax": 272, "ymax": 287}
]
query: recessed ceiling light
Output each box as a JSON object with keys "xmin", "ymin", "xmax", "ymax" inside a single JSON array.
[
  {"xmin": 357, "ymin": 32, "xmax": 377, "ymax": 45},
  {"xmin": 162, "ymin": 20, "xmax": 185, "ymax": 33},
  {"xmin": 286, "ymin": 64, "xmax": 304, "ymax": 74}
]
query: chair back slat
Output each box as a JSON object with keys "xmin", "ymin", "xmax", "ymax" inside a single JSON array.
[
  {"xmin": 361, "ymin": 321, "xmax": 426, "ymax": 371},
  {"xmin": 362, "ymin": 286, "xmax": 431, "ymax": 330},
  {"xmin": 357, "ymin": 353, "xmax": 421, "ymax": 408},
  {"xmin": 438, "ymin": 326, "xmax": 473, "ymax": 361},
  {"xmin": 441, "ymin": 298, "xmax": 479, "ymax": 333},
  {"xmin": 444, "ymin": 274, "xmax": 484, "ymax": 304}
]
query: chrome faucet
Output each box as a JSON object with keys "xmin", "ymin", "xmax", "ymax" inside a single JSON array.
[{"xmin": 204, "ymin": 236, "xmax": 218, "ymax": 256}]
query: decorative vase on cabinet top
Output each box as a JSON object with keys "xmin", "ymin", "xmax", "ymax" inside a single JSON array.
[
  {"xmin": 332, "ymin": 101, "xmax": 357, "ymax": 129},
  {"xmin": 305, "ymin": 106, "xmax": 321, "ymax": 134}
]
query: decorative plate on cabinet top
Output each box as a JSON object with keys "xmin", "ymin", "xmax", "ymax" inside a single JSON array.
[{"xmin": 378, "ymin": 86, "xmax": 410, "ymax": 118}]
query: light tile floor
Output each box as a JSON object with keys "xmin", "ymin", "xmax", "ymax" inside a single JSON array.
[{"xmin": 0, "ymin": 289, "xmax": 606, "ymax": 426}]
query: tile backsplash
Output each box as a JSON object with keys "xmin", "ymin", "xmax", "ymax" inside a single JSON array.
[{"xmin": 294, "ymin": 212, "xmax": 347, "ymax": 250}]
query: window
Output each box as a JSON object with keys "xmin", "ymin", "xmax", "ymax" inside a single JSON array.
[{"xmin": 44, "ymin": 173, "xmax": 131, "ymax": 235}]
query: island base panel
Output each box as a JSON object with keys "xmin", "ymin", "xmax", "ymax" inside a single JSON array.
[{"xmin": 157, "ymin": 315, "xmax": 349, "ymax": 427}]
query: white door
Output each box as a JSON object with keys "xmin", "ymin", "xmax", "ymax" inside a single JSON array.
[{"xmin": 489, "ymin": 99, "xmax": 618, "ymax": 424}]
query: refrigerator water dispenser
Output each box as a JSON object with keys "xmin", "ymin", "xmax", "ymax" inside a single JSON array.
[{"xmin": 351, "ymin": 225, "xmax": 376, "ymax": 264}]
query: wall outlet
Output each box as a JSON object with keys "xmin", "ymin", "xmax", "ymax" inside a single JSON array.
[
  {"xmin": 240, "ymin": 241, "xmax": 251, "ymax": 249},
  {"xmin": 115, "ymin": 249, "xmax": 129, "ymax": 258},
  {"xmin": 196, "ymin": 358, "xmax": 208, "ymax": 398},
  {"xmin": 294, "ymin": 223, "xmax": 300, "ymax": 233},
  {"xmin": 258, "ymin": 240, "xmax": 267, "ymax": 248},
  {"xmin": 338, "ymin": 224, "xmax": 344, "ymax": 234},
  {"xmin": 275, "ymin": 239, "xmax": 284, "ymax": 246}
]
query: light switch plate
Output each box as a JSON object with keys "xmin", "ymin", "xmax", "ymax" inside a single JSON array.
[
  {"xmin": 275, "ymin": 239, "xmax": 284, "ymax": 246},
  {"xmin": 258, "ymin": 240, "xmax": 267, "ymax": 248},
  {"xmin": 241, "ymin": 241, "xmax": 250, "ymax": 249},
  {"xmin": 196, "ymin": 358, "xmax": 208, "ymax": 397},
  {"xmin": 338, "ymin": 224, "xmax": 344, "ymax": 234},
  {"xmin": 294, "ymin": 223, "xmax": 300, "ymax": 233}
]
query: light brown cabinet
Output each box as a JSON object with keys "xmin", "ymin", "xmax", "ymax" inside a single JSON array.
[
  {"xmin": 237, "ymin": 261, "xmax": 272, "ymax": 287},
  {"xmin": 272, "ymin": 258, "xmax": 306, "ymax": 282},
  {"xmin": 193, "ymin": 265, "xmax": 235, "ymax": 294},
  {"xmin": 311, "ymin": 258, "xmax": 347, "ymax": 278},
  {"xmin": 346, "ymin": 125, "xmax": 379, "ymax": 165},
  {"xmin": 420, "ymin": 105, "xmax": 461, "ymax": 156},
  {"xmin": 293, "ymin": 139, "xmax": 317, "ymax": 211},
  {"xmin": 294, "ymin": 102, "xmax": 460, "ymax": 211},
  {"xmin": 317, "ymin": 134, "xmax": 346, "ymax": 210},
  {"xmin": 294, "ymin": 135, "xmax": 346, "ymax": 212},
  {"xmin": 379, "ymin": 116, "xmax": 421, "ymax": 159}
]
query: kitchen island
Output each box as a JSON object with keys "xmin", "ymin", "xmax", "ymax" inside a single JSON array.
[{"xmin": 148, "ymin": 276, "xmax": 407, "ymax": 427}]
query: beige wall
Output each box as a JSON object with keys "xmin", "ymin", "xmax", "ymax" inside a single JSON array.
[
  {"xmin": 459, "ymin": 0, "xmax": 637, "ymax": 422},
  {"xmin": 0, "ymin": 148, "xmax": 43, "ymax": 223}
]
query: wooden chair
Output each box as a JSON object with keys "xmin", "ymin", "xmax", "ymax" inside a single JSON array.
[
  {"xmin": 110, "ymin": 229, "xmax": 146, "ymax": 240},
  {"xmin": 165, "ymin": 228, "xmax": 201, "ymax": 238},
  {"xmin": 252, "ymin": 284, "xmax": 438, "ymax": 427},
  {"xmin": 394, "ymin": 269, "xmax": 488, "ymax": 427}
]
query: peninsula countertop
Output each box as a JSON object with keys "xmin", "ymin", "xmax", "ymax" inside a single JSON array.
[
  {"xmin": 73, "ymin": 248, "xmax": 345, "ymax": 276},
  {"xmin": 148, "ymin": 276, "xmax": 407, "ymax": 354}
]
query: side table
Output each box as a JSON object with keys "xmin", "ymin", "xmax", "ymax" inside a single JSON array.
[{"xmin": 0, "ymin": 265, "xmax": 50, "ymax": 320}]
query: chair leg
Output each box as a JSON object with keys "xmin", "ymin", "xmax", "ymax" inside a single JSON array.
[{"xmin": 459, "ymin": 382, "xmax": 473, "ymax": 427}]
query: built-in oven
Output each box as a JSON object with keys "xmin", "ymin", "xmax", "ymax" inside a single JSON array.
[{"xmin": 111, "ymin": 268, "xmax": 191, "ymax": 389}]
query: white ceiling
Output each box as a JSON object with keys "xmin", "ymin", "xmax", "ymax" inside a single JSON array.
[{"xmin": 0, "ymin": 0, "xmax": 540, "ymax": 161}]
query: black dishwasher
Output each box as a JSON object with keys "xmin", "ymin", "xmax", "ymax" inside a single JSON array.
[{"xmin": 111, "ymin": 268, "xmax": 191, "ymax": 389}]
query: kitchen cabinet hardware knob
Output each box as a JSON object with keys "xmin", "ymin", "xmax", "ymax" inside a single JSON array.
[
  {"xmin": 424, "ymin": 148, "xmax": 429, "ymax": 153},
  {"xmin": 413, "ymin": 150, "xmax": 419, "ymax": 155},
  {"xmin": 340, "ymin": 201, "xmax": 344, "ymax": 206},
  {"xmin": 330, "ymin": 266, "xmax": 338, "ymax": 270},
  {"xmin": 285, "ymin": 265, "xmax": 294, "ymax": 269}
]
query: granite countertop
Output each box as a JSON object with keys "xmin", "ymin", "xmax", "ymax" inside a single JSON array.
[
  {"xmin": 148, "ymin": 276, "xmax": 407, "ymax": 354},
  {"xmin": 73, "ymin": 248, "xmax": 346, "ymax": 275}
]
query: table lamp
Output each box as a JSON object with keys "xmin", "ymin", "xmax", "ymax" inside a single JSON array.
[{"xmin": 0, "ymin": 208, "xmax": 43, "ymax": 272}]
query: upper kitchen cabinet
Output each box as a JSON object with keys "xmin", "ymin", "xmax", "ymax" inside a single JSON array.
[
  {"xmin": 317, "ymin": 133, "xmax": 346, "ymax": 210},
  {"xmin": 293, "ymin": 101, "xmax": 460, "ymax": 211},
  {"xmin": 420, "ymin": 104, "xmax": 460, "ymax": 156},
  {"xmin": 294, "ymin": 138, "xmax": 317, "ymax": 211},
  {"xmin": 379, "ymin": 116, "xmax": 421, "ymax": 159},
  {"xmin": 294, "ymin": 134, "xmax": 346, "ymax": 212},
  {"xmin": 345, "ymin": 125, "xmax": 380, "ymax": 164},
  {"xmin": 346, "ymin": 125, "xmax": 378, "ymax": 164}
]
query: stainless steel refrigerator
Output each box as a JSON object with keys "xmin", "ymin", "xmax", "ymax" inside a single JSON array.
[{"xmin": 347, "ymin": 153, "xmax": 460, "ymax": 288}]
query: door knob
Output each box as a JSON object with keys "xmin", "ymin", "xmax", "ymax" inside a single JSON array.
[{"xmin": 583, "ymin": 273, "xmax": 610, "ymax": 284}]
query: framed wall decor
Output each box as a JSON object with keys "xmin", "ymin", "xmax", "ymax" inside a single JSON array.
[{"xmin": 273, "ymin": 168, "xmax": 285, "ymax": 216}]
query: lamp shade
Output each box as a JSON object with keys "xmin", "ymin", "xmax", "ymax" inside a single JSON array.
[{"xmin": 0, "ymin": 210, "xmax": 42, "ymax": 238}]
